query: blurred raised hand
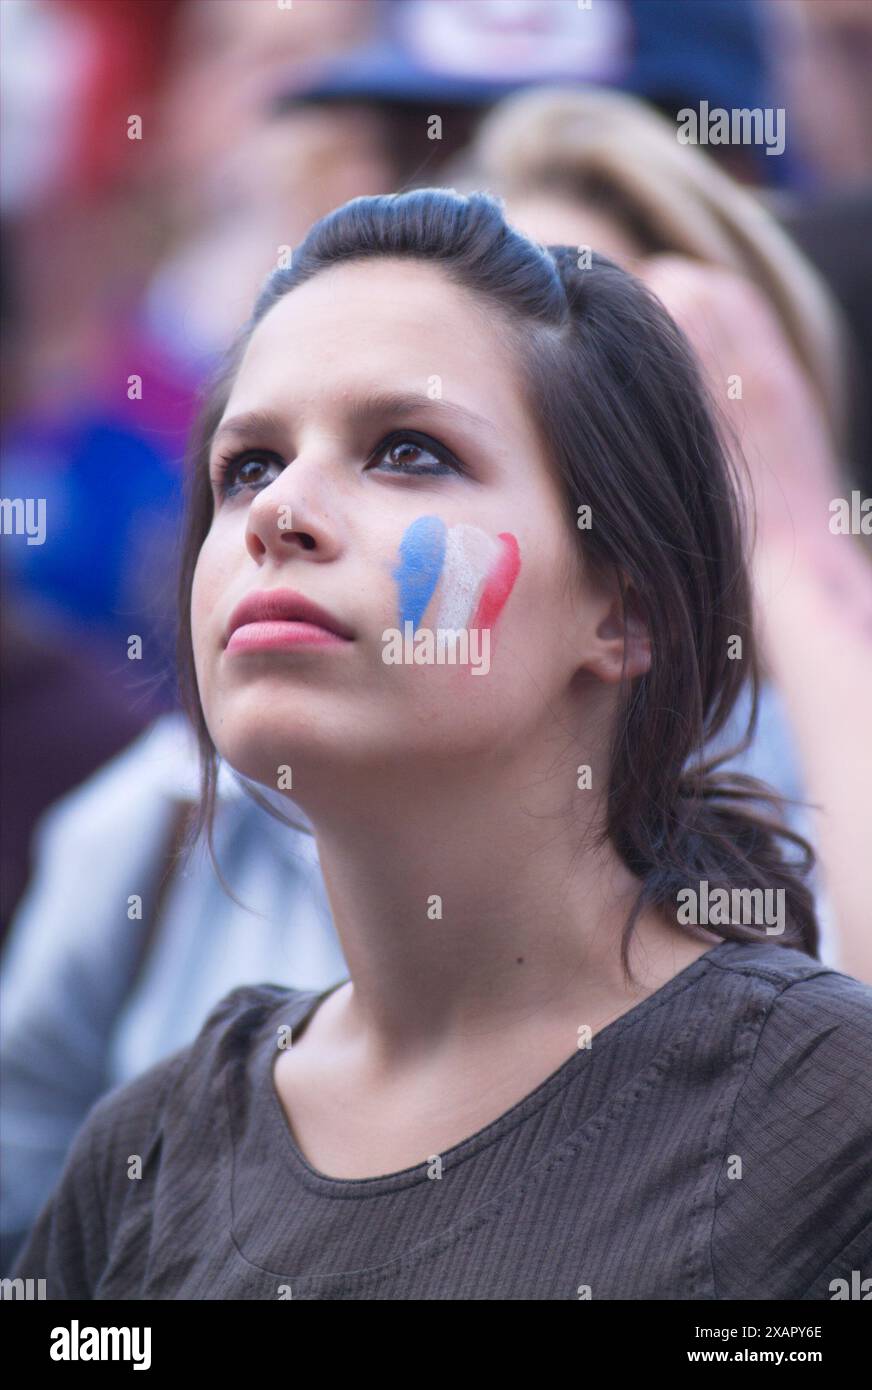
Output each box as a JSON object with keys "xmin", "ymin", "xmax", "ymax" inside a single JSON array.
[{"xmin": 640, "ymin": 254, "xmax": 872, "ymax": 982}]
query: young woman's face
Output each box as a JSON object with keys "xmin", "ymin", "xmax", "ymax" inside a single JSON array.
[{"xmin": 191, "ymin": 258, "xmax": 607, "ymax": 801}]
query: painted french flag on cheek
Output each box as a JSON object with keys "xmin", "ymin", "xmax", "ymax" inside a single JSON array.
[{"xmin": 393, "ymin": 516, "xmax": 521, "ymax": 634}]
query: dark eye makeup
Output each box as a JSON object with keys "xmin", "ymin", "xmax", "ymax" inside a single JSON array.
[
  {"xmin": 210, "ymin": 430, "xmax": 466, "ymax": 498},
  {"xmin": 211, "ymin": 450, "xmax": 283, "ymax": 497}
]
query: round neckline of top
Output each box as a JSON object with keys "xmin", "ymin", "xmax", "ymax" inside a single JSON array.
[{"xmin": 254, "ymin": 937, "xmax": 739, "ymax": 1197}]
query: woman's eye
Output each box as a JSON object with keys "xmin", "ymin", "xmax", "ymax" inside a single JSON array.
[
  {"xmin": 211, "ymin": 432, "xmax": 462, "ymax": 496},
  {"xmin": 369, "ymin": 433, "xmax": 460, "ymax": 477},
  {"xmin": 213, "ymin": 451, "xmax": 284, "ymax": 496}
]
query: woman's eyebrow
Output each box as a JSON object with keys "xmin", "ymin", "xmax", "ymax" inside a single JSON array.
[
  {"xmin": 212, "ymin": 392, "xmax": 495, "ymax": 449},
  {"xmin": 211, "ymin": 410, "xmax": 287, "ymax": 449},
  {"xmin": 345, "ymin": 390, "xmax": 495, "ymax": 435}
]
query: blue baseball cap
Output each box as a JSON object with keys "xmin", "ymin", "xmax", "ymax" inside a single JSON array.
[{"xmin": 271, "ymin": 0, "xmax": 766, "ymax": 116}]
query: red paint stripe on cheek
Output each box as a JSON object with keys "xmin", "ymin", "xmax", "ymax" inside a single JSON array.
[{"xmin": 470, "ymin": 532, "xmax": 521, "ymax": 631}]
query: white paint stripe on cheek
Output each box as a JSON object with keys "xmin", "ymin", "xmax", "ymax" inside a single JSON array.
[{"xmin": 435, "ymin": 525, "xmax": 499, "ymax": 629}]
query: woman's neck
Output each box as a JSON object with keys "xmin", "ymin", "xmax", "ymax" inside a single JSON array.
[{"xmin": 294, "ymin": 762, "xmax": 718, "ymax": 1066}]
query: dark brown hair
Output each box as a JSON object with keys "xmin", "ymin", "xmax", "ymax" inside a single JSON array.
[{"xmin": 176, "ymin": 188, "xmax": 818, "ymax": 967}]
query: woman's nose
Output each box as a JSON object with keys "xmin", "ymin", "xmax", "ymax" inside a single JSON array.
[{"xmin": 243, "ymin": 457, "xmax": 344, "ymax": 565}]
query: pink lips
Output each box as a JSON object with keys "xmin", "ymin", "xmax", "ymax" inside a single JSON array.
[{"xmin": 224, "ymin": 587, "xmax": 354, "ymax": 654}]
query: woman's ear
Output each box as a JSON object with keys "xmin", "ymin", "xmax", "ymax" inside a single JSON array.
[{"xmin": 584, "ymin": 579, "xmax": 651, "ymax": 684}]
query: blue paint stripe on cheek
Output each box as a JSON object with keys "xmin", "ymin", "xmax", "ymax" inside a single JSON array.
[{"xmin": 392, "ymin": 515, "xmax": 447, "ymax": 630}]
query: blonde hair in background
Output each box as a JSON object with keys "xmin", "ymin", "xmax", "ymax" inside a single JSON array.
[{"xmin": 443, "ymin": 85, "xmax": 847, "ymax": 452}]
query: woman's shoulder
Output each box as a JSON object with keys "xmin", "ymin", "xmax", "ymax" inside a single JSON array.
[
  {"xmin": 89, "ymin": 982, "xmax": 312, "ymax": 1148},
  {"xmin": 705, "ymin": 938, "xmax": 872, "ymax": 1048},
  {"xmin": 10, "ymin": 982, "xmax": 312, "ymax": 1296},
  {"xmin": 705, "ymin": 943, "xmax": 872, "ymax": 1298},
  {"xmin": 706, "ymin": 940, "xmax": 872, "ymax": 1116}
]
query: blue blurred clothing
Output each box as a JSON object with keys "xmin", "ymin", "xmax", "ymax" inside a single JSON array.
[
  {"xmin": 1, "ymin": 416, "xmax": 182, "ymax": 673},
  {"xmin": 0, "ymin": 309, "xmax": 204, "ymax": 679},
  {"xmin": 0, "ymin": 686, "xmax": 838, "ymax": 1274}
]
